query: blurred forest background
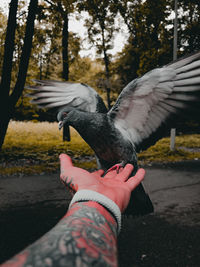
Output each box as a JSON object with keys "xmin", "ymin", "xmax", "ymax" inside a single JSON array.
[
  {"xmin": 1, "ymin": 4, "xmax": 200, "ymax": 267},
  {"xmin": 0, "ymin": 0, "xmax": 200, "ymax": 150}
]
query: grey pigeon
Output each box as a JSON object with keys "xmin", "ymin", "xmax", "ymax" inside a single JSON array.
[{"xmin": 28, "ymin": 51, "xmax": 200, "ymax": 215}]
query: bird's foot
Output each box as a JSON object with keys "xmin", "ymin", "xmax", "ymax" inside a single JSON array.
[{"xmin": 106, "ymin": 163, "xmax": 123, "ymax": 174}]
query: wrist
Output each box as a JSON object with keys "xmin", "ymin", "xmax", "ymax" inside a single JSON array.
[
  {"xmin": 75, "ymin": 201, "xmax": 118, "ymax": 229},
  {"xmin": 69, "ymin": 190, "xmax": 121, "ymax": 234}
]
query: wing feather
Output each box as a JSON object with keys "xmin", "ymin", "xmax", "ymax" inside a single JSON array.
[
  {"xmin": 108, "ymin": 51, "xmax": 200, "ymax": 151},
  {"xmin": 174, "ymin": 85, "xmax": 200, "ymax": 92},
  {"xmin": 175, "ymin": 68, "xmax": 200, "ymax": 80},
  {"xmin": 174, "ymin": 76, "xmax": 200, "ymax": 86},
  {"xmin": 27, "ymin": 80, "xmax": 107, "ymax": 113}
]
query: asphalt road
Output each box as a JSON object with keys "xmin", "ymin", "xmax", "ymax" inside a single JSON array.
[{"xmin": 0, "ymin": 161, "xmax": 200, "ymax": 266}]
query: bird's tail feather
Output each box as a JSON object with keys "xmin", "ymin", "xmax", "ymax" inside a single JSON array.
[{"xmin": 124, "ymin": 182, "xmax": 154, "ymax": 216}]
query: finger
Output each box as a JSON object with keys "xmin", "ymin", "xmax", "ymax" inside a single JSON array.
[
  {"xmin": 118, "ymin": 167, "xmax": 124, "ymax": 173},
  {"xmin": 126, "ymin": 168, "xmax": 145, "ymax": 190},
  {"xmin": 92, "ymin": 169, "xmax": 104, "ymax": 177},
  {"xmin": 104, "ymin": 169, "xmax": 118, "ymax": 179},
  {"xmin": 59, "ymin": 153, "xmax": 73, "ymax": 175},
  {"xmin": 116, "ymin": 164, "xmax": 134, "ymax": 182}
]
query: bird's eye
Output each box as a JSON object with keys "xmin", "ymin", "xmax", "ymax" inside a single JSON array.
[{"xmin": 62, "ymin": 112, "xmax": 67, "ymax": 118}]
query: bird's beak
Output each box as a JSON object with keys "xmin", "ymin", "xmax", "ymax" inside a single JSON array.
[{"xmin": 58, "ymin": 121, "xmax": 63, "ymax": 130}]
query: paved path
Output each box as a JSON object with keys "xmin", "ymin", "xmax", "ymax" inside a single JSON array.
[
  {"xmin": 1, "ymin": 161, "xmax": 199, "ymax": 225},
  {"xmin": 0, "ymin": 161, "xmax": 200, "ymax": 266},
  {"xmin": 143, "ymin": 162, "xmax": 200, "ymax": 225}
]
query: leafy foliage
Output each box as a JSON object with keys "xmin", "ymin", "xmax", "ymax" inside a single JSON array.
[
  {"xmin": 177, "ymin": 0, "xmax": 200, "ymax": 53},
  {"xmin": 1, "ymin": 0, "xmax": 200, "ymax": 153},
  {"xmin": 112, "ymin": 0, "xmax": 173, "ymax": 84},
  {"xmin": 0, "ymin": 10, "xmax": 7, "ymax": 71},
  {"xmin": 77, "ymin": 0, "xmax": 119, "ymax": 108}
]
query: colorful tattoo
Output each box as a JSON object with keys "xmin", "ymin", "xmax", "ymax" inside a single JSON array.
[{"xmin": 1, "ymin": 202, "xmax": 118, "ymax": 267}]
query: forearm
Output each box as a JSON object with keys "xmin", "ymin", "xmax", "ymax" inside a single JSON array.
[{"xmin": 1, "ymin": 202, "xmax": 118, "ymax": 267}]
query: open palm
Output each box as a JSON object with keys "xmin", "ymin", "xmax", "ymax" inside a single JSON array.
[{"xmin": 59, "ymin": 154, "xmax": 145, "ymax": 212}]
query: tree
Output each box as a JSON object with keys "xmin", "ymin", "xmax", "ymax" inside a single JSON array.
[
  {"xmin": 78, "ymin": 0, "xmax": 117, "ymax": 109},
  {"xmin": 0, "ymin": 0, "xmax": 38, "ymax": 150},
  {"xmin": 9, "ymin": 0, "xmax": 83, "ymax": 122},
  {"xmin": 43, "ymin": 0, "xmax": 78, "ymax": 81},
  {"xmin": 177, "ymin": 0, "xmax": 200, "ymax": 54},
  {"xmin": 113, "ymin": 0, "xmax": 173, "ymax": 84}
]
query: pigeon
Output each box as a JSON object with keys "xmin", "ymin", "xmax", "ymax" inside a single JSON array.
[{"xmin": 28, "ymin": 51, "xmax": 200, "ymax": 215}]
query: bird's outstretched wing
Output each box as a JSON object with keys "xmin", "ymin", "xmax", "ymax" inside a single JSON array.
[
  {"xmin": 108, "ymin": 52, "xmax": 200, "ymax": 151},
  {"xmin": 27, "ymin": 80, "xmax": 107, "ymax": 113}
]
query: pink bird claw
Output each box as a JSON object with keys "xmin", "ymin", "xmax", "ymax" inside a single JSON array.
[{"xmin": 107, "ymin": 163, "xmax": 122, "ymax": 174}]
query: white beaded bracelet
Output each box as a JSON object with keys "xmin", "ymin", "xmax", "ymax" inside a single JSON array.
[{"xmin": 69, "ymin": 189, "xmax": 121, "ymax": 234}]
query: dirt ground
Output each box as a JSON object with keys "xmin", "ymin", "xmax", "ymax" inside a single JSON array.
[{"xmin": 0, "ymin": 160, "xmax": 200, "ymax": 266}]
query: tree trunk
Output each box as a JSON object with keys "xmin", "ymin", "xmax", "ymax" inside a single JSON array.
[
  {"xmin": 39, "ymin": 54, "xmax": 43, "ymax": 80},
  {"xmin": 61, "ymin": 12, "xmax": 70, "ymax": 141},
  {"xmin": 0, "ymin": 0, "xmax": 38, "ymax": 150},
  {"xmin": 100, "ymin": 26, "xmax": 111, "ymax": 109},
  {"xmin": 10, "ymin": 0, "xmax": 38, "ymax": 106},
  {"xmin": 102, "ymin": 43, "xmax": 111, "ymax": 109},
  {"xmin": 0, "ymin": 0, "xmax": 18, "ymax": 100},
  {"xmin": 62, "ymin": 13, "xmax": 69, "ymax": 81},
  {"xmin": 0, "ymin": 0, "xmax": 18, "ymax": 150},
  {"xmin": 45, "ymin": 55, "xmax": 51, "ymax": 79},
  {"xmin": 0, "ymin": 105, "xmax": 12, "ymax": 149}
]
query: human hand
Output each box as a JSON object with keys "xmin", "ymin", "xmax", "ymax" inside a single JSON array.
[{"xmin": 59, "ymin": 154, "xmax": 145, "ymax": 212}]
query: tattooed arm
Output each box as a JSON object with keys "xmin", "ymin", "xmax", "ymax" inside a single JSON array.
[
  {"xmin": 1, "ymin": 202, "xmax": 118, "ymax": 267},
  {"xmin": 1, "ymin": 154, "xmax": 145, "ymax": 267}
]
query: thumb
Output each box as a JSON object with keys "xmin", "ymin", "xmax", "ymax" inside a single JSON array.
[{"xmin": 59, "ymin": 153, "xmax": 73, "ymax": 175}]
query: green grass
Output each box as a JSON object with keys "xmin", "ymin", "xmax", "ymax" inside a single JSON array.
[
  {"xmin": 0, "ymin": 121, "xmax": 96, "ymax": 176},
  {"xmin": 0, "ymin": 121, "xmax": 200, "ymax": 176},
  {"xmin": 139, "ymin": 135, "xmax": 200, "ymax": 163}
]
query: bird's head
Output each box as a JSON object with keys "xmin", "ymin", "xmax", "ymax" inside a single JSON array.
[
  {"xmin": 57, "ymin": 107, "xmax": 74, "ymax": 130},
  {"xmin": 57, "ymin": 107, "xmax": 92, "ymax": 142}
]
